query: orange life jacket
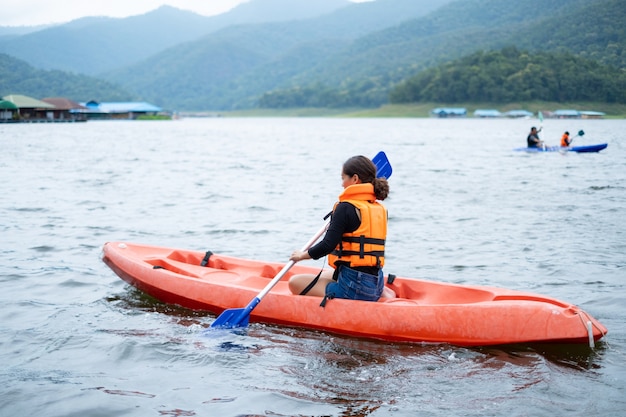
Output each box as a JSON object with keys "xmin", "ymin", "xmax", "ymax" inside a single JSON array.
[
  {"xmin": 327, "ymin": 183, "xmax": 387, "ymax": 269},
  {"xmin": 560, "ymin": 134, "xmax": 570, "ymax": 147}
]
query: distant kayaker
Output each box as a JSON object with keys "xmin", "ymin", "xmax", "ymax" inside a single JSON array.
[
  {"xmin": 560, "ymin": 131, "xmax": 572, "ymax": 147},
  {"xmin": 527, "ymin": 126, "xmax": 545, "ymax": 148},
  {"xmin": 288, "ymin": 155, "xmax": 394, "ymax": 304}
]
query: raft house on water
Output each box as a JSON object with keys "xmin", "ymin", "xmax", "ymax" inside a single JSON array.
[
  {"xmin": 0, "ymin": 94, "xmax": 163, "ymax": 123},
  {"xmin": 429, "ymin": 107, "xmax": 605, "ymax": 119}
]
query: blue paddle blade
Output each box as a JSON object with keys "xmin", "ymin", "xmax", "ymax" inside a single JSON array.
[
  {"xmin": 372, "ymin": 151, "xmax": 392, "ymax": 179},
  {"xmin": 211, "ymin": 308, "xmax": 250, "ymax": 328},
  {"xmin": 578, "ymin": 130, "xmax": 585, "ymax": 136},
  {"xmin": 210, "ymin": 297, "xmax": 260, "ymax": 329}
]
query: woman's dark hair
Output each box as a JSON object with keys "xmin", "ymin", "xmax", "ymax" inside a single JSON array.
[{"xmin": 343, "ymin": 155, "xmax": 389, "ymax": 201}]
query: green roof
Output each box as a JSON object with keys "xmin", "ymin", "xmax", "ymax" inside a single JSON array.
[
  {"xmin": 0, "ymin": 99, "xmax": 18, "ymax": 109},
  {"xmin": 2, "ymin": 94, "xmax": 56, "ymax": 109}
]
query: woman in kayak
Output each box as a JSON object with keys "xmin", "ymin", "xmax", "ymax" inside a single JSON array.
[
  {"xmin": 527, "ymin": 126, "xmax": 545, "ymax": 148},
  {"xmin": 288, "ymin": 155, "xmax": 394, "ymax": 304},
  {"xmin": 560, "ymin": 131, "xmax": 572, "ymax": 147}
]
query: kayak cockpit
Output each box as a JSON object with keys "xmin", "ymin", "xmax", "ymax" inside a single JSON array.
[{"xmin": 388, "ymin": 280, "xmax": 496, "ymax": 304}]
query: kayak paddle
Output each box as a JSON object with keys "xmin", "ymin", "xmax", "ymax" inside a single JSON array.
[
  {"xmin": 571, "ymin": 129, "xmax": 585, "ymax": 144},
  {"xmin": 210, "ymin": 151, "xmax": 393, "ymax": 329},
  {"xmin": 537, "ymin": 111, "xmax": 547, "ymax": 149}
]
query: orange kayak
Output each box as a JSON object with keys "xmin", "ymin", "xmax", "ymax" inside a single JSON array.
[{"xmin": 102, "ymin": 241, "xmax": 607, "ymax": 347}]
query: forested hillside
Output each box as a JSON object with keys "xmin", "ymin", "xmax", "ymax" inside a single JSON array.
[
  {"xmin": 0, "ymin": 54, "xmax": 133, "ymax": 102},
  {"xmin": 103, "ymin": 0, "xmax": 452, "ymax": 110},
  {"xmin": 258, "ymin": 0, "xmax": 626, "ymax": 109},
  {"xmin": 512, "ymin": 0, "xmax": 626, "ymax": 69},
  {"xmin": 108, "ymin": 0, "xmax": 624, "ymax": 110},
  {"xmin": 388, "ymin": 47, "xmax": 626, "ymax": 104}
]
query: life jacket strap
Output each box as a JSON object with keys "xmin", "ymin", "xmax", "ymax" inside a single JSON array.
[
  {"xmin": 331, "ymin": 249, "xmax": 385, "ymax": 258},
  {"xmin": 341, "ymin": 236, "xmax": 385, "ymax": 246}
]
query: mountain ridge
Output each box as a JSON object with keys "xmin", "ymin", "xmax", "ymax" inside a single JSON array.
[
  {"xmin": 0, "ymin": 0, "xmax": 352, "ymax": 74},
  {"xmin": 1, "ymin": 0, "xmax": 623, "ymax": 110}
]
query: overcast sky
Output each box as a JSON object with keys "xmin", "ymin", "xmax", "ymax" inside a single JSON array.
[{"xmin": 0, "ymin": 0, "xmax": 369, "ymax": 27}]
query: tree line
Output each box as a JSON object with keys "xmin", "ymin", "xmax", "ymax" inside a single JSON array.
[
  {"xmin": 389, "ymin": 47, "xmax": 626, "ymax": 104},
  {"xmin": 259, "ymin": 47, "xmax": 626, "ymax": 108}
]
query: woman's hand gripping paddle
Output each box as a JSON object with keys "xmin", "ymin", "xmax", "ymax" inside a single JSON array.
[{"xmin": 209, "ymin": 151, "xmax": 393, "ymax": 329}]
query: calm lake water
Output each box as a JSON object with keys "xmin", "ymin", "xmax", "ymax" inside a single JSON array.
[{"xmin": 1, "ymin": 117, "xmax": 625, "ymax": 416}]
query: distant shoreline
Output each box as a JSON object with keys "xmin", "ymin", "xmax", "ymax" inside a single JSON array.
[{"xmin": 213, "ymin": 102, "xmax": 626, "ymax": 118}]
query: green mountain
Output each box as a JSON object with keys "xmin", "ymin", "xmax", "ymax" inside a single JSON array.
[
  {"xmin": 103, "ymin": 0, "xmax": 456, "ymax": 110},
  {"xmin": 104, "ymin": 0, "xmax": 625, "ymax": 110},
  {"xmin": 1, "ymin": 0, "xmax": 623, "ymax": 110},
  {"xmin": 0, "ymin": 53, "xmax": 133, "ymax": 101},
  {"xmin": 259, "ymin": 0, "xmax": 626, "ymax": 108}
]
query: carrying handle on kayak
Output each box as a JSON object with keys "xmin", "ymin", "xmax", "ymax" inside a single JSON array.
[{"xmin": 209, "ymin": 151, "xmax": 392, "ymax": 329}]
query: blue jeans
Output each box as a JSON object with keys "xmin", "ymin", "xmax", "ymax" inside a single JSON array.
[{"xmin": 325, "ymin": 265, "xmax": 384, "ymax": 302}]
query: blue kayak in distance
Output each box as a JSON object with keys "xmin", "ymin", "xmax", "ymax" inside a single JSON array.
[{"xmin": 514, "ymin": 143, "xmax": 608, "ymax": 153}]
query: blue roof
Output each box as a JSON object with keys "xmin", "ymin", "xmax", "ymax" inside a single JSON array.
[
  {"xmin": 79, "ymin": 101, "xmax": 162, "ymax": 113},
  {"xmin": 580, "ymin": 111, "xmax": 606, "ymax": 116},
  {"xmin": 554, "ymin": 109, "xmax": 580, "ymax": 116},
  {"xmin": 473, "ymin": 109, "xmax": 502, "ymax": 117},
  {"xmin": 505, "ymin": 110, "xmax": 533, "ymax": 117},
  {"xmin": 431, "ymin": 107, "xmax": 467, "ymax": 115}
]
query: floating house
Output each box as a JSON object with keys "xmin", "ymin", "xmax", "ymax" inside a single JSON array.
[
  {"xmin": 41, "ymin": 97, "xmax": 87, "ymax": 122},
  {"xmin": 0, "ymin": 94, "xmax": 88, "ymax": 122},
  {"xmin": 0, "ymin": 99, "xmax": 18, "ymax": 122},
  {"xmin": 78, "ymin": 101, "xmax": 163, "ymax": 120},
  {"xmin": 504, "ymin": 110, "xmax": 533, "ymax": 118},
  {"xmin": 1, "ymin": 94, "xmax": 165, "ymax": 122},
  {"xmin": 431, "ymin": 107, "xmax": 467, "ymax": 118},
  {"xmin": 1, "ymin": 94, "xmax": 56, "ymax": 122},
  {"xmin": 553, "ymin": 109, "xmax": 581, "ymax": 119},
  {"xmin": 473, "ymin": 109, "xmax": 502, "ymax": 118},
  {"xmin": 580, "ymin": 111, "xmax": 605, "ymax": 119}
]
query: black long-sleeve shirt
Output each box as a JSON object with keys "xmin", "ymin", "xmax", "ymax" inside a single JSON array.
[
  {"xmin": 308, "ymin": 202, "xmax": 359, "ymax": 259},
  {"xmin": 308, "ymin": 202, "xmax": 380, "ymax": 275}
]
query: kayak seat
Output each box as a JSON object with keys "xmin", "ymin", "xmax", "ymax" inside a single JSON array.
[
  {"xmin": 165, "ymin": 250, "xmax": 204, "ymax": 265},
  {"xmin": 147, "ymin": 259, "xmax": 202, "ymax": 278},
  {"xmin": 388, "ymin": 281, "xmax": 496, "ymax": 304},
  {"xmin": 146, "ymin": 257, "xmax": 242, "ymax": 282},
  {"xmin": 259, "ymin": 264, "xmax": 282, "ymax": 278}
]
